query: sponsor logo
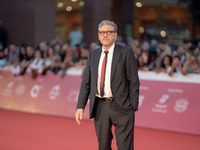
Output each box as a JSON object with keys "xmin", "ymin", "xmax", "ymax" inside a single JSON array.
[
  {"xmin": 167, "ymin": 88, "xmax": 183, "ymax": 93},
  {"xmin": 2, "ymin": 81, "xmax": 14, "ymax": 96},
  {"xmin": 16, "ymin": 84, "xmax": 26, "ymax": 96},
  {"xmin": 49, "ymin": 85, "xmax": 60, "ymax": 100},
  {"xmin": 30, "ymin": 85, "xmax": 43, "ymax": 98},
  {"xmin": 152, "ymin": 94, "xmax": 169, "ymax": 113},
  {"xmin": 174, "ymin": 98, "xmax": 189, "ymax": 113}
]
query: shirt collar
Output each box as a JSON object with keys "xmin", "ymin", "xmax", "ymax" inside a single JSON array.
[{"xmin": 102, "ymin": 43, "xmax": 115, "ymax": 54}]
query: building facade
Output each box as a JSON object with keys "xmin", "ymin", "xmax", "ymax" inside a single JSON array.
[{"xmin": 0, "ymin": 0, "xmax": 199, "ymax": 47}]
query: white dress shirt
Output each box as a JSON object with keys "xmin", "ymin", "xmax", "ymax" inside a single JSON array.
[{"xmin": 96, "ymin": 43, "xmax": 115, "ymax": 98}]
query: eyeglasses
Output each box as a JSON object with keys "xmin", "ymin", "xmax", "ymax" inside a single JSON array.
[{"xmin": 98, "ymin": 30, "xmax": 115, "ymax": 36}]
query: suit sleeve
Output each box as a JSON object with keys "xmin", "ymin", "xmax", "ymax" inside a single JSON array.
[
  {"xmin": 76, "ymin": 51, "xmax": 91, "ymax": 110},
  {"xmin": 126, "ymin": 48, "xmax": 140, "ymax": 111}
]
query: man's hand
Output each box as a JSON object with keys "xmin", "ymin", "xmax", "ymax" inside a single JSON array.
[{"xmin": 75, "ymin": 109, "xmax": 84, "ymax": 125}]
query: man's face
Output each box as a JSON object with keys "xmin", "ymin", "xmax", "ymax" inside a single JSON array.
[
  {"xmin": 98, "ymin": 25, "xmax": 117, "ymax": 49},
  {"xmin": 173, "ymin": 57, "xmax": 180, "ymax": 66}
]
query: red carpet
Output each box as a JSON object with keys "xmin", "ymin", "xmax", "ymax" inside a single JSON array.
[{"xmin": 0, "ymin": 109, "xmax": 200, "ymax": 150}]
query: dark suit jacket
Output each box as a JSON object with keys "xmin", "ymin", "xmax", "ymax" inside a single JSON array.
[{"xmin": 77, "ymin": 43, "xmax": 140, "ymax": 119}]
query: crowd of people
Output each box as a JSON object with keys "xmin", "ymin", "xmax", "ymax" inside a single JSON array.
[
  {"xmin": 0, "ymin": 38, "xmax": 95, "ymax": 78},
  {"xmin": 0, "ymin": 36, "xmax": 200, "ymax": 79},
  {"xmin": 132, "ymin": 38, "xmax": 200, "ymax": 75}
]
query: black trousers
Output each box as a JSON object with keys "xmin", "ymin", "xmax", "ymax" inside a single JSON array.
[{"xmin": 94, "ymin": 99, "xmax": 135, "ymax": 150}]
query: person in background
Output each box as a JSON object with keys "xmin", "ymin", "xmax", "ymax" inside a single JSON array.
[
  {"xmin": 74, "ymin": 43, "xmax": 89, "ymax": 69},
  {"xmin": 197, "ymin": 54, "xmax": 200, "ymax": 68},
  {"xmin": 41, "ymin": 51, "xmax": 51, "ymax": 75},
  {"xmin": 133, "ymin": 45, "xmax": 142, "ymax": 59},
  {"xmin": 20, "ymin": 46, "xmax": 34, "ymax": 75},
  {"xmin": 176, "ymin": 44, "xmax": 186, "ymax": 65},
  {"xmin": 29, "ymin": 50, "xmax": 43, "ymax": 79},
  {"xmin": 11, "ymin": 61, "xmax": 20, "ymax": 77},
  {"xmin": 3, "ymin": 47, "xmax": 9, "ymax": 61},
  {"xmin": 59, "ymin": 43, "xmax": 68, "ymax": 63},
  {"xmin": 69, "ymin": 24, "xmax": 83, "ymax": 48},
  {"xmin": 75, "ymin": 20, "xmax": 139, "ymax": 150},
  {"xmin": 131, "ymin": 39, "xmax": 140, "ymax": 54},
  {"xmin": 184, "ymin": 40, "xmax": 193, "ymax": 51},
  {"xmin": 160, "ymin": 55, "xmax": 172, "ymax": 73},
  {"xmin": 182, "ymin": 54, "xmax": 200, "ymax": 74},
  {"xmin": 19, "ymin": 43, "xmax": 27, "ymax": 62},
  {"xmin": 53, "ymin": 43, "xmax": 62, "ymax": 56},
  {"xmin": 8, "ymin": 44, "xmax": 19, "ymax": 65},
  {"xmin": 141, "ymin": 41, "xmax": 149, "ymax": 52},
  {"xmin": 38, "ymin": 42, "xmax": 48, "ymax": 58},
  {"xmin": 72, "ymin": 44, "xmax": 81, "ymax": 62},
  {"xmin": 190, "ymin": 45, "xmax": 199, "ymax": 56},
  {"xmin": 137, "ymin": 54, "xmax": 146, "ymax": 71},
  {"xmin": 168, "ymin": 55, "xmax": 182, "ymax": 76},
  {"xmin": 137, "ymin": 51, "xmax": 149, "ymax": 72},
  {"xmin": 148, "ymin": 57, "xmax": 162, "ymax": 73},
  {"xmin": 60, "ymin": 44, "xmax": 74, "ymax": 78},
  {"xmin": 0, "ymin": 45, "xmax": 7, "ymax": 67},
  {"xmin": 49, "ymin": 50, "xmax": 62, "ymax": 74},
  {"xmin": 89, "ymin": 42, "xmax": 100, "ymax": 50}
]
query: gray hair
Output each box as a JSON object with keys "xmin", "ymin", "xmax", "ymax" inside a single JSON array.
[{"xmin": 98, "ymin": 20, "xmax": 117, "ymax": 32}]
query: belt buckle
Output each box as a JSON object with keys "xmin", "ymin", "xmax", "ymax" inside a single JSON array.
[{"xmin": 105, "ymin": 97, "xmax": 112, "ymax": 102}]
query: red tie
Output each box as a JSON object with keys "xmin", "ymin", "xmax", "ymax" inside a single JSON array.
[{"xmin": 100, "ymin": 50, "xmax": 109, "ymax": 97}]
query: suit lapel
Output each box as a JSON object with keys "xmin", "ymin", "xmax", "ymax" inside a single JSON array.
[
  {"xmin": 93, "ymin": 48, "xmax": 102, "ymax": 82},
  {"xmin": 111, "ymin": 44, "xmax": 121, "ymax": 82}
]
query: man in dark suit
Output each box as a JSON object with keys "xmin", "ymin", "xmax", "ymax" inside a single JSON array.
[{"xmin": 75, "ymin": 20, "xmax": 140, "ymax": 150}]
